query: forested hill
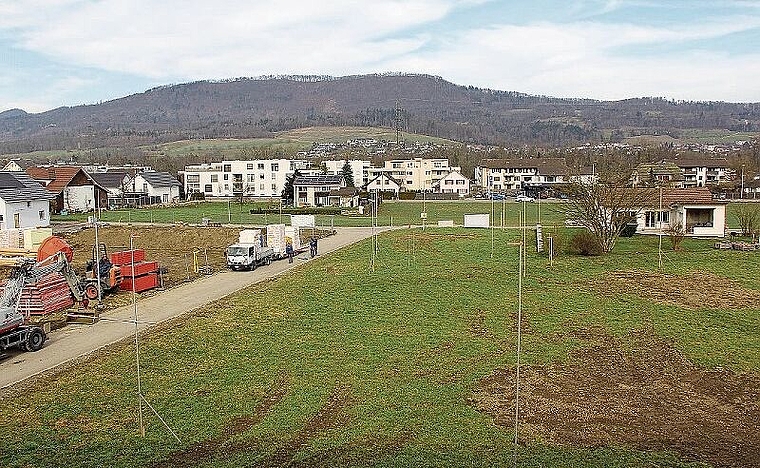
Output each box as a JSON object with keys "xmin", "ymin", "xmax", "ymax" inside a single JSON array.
[{"xmin": 2, "ymin": 73, "xmax": 759, "ymax": 154}]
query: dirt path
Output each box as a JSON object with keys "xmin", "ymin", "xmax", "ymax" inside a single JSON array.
[{"xmin": 0, "ymin": 227, "xmax": 387, "ymax": 390}]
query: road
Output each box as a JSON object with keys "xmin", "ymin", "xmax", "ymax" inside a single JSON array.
[{"xmin": 0, "ymin": 227, "xmax": 386, "ymax": 390}]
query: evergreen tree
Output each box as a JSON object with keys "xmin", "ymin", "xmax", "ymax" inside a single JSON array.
[
  {"xmin": 341, "ymin": 161, "xmax": 355, "ymax": 187},
  {"xmin": 281, "ymin": 169, "xmax": 301, "ymax": 205}
]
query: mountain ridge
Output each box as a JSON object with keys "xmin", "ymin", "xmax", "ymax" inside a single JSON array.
[{"xmin": 2, "ymin": 73, "xmax": 759, "ymax": 154}]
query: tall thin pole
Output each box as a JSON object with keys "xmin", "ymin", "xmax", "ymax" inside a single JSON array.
[
  {"xmin": 658, "ymin": 187, "xmax": 663, "ymax": 269},
  {"xmin": 514, "ymin": 235, "xmax": 523, "ymax": 451},
  {"xmin": 94, "ymin": 196, "xmax": 103, "ymax": 302},
  {"xmin": 491, "ymin": 195, "xmax": 495, "ymax": 258},
  {"xmin": 131, "ymin": 235, "xmax": 144, "ymax": 437}
]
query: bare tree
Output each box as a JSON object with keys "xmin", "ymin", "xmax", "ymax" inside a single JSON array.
[
  {"xmin": 666, "ymin": 221, "xmax": 686, "ymax": 251},
  {"xmin": 733, "ymin": 203, "xmax": 760, "ymax": 237},
  {"xmin": 562, "ymin": 177, "xmax": 655, "ymax": 253}
]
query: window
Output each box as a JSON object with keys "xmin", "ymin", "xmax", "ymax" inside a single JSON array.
[
  {"xmin": 143, "ymin": 183, "xmax": 148, "ymax": 192},
  {"xmin": 259, "ymin": 173, "xmax": 265, "ymax": 179},
  {"xmin": 271, "ymin": 163, "xmax": 279, "ymax": 171},
  {"xmin": 223, "ymin": 174, "xmax": 229, "ymax": 181},
  {"xmin": 27, "ymin": 201, "xmax": 31, "ymax": 208},
  {"xmin": 39, "ymin": 210, "xmax": 45, "ymax": 220},
  {"xmin": 204, "ymin": 184, "xmax": 212, "ymax": 192},
  {"xmin": 257, "ymin": 163, "xmax": 264, "ymax": 170},
  {"xmin": 211, "ymin": 175, "xmax": 218, "ymax": 182},
  {"xmin": 223, "ymin": 164, "xmax": 232, "ymax": 172},
  {"xmin": 186, "ymin": 174, "xmax": 200, "ymax": 183},
  {"xmin": 456, "ymin": 180, "xmax": 464, "ymax": 185},
  {"xmin": 645, "ymin": 211, "xmax": 670, "ymax": 228},
  {"xmin": 445, "ymin": 180, "xmax": 453, "ymax": 185},
  {"xmin": 162, "ymin": 194, "xmax": 169, "ymax": 203},
  {"xmin": 247, "ymin": 174, "xmax": 256, "ymax": 183},
  {"xmin": 272, "ymin": 183, "xmax": 277, "ymax": 190},
  {"xmin": 260, "ymin": 183, "xmax": 264, "ymax": 190},
  {"xmin": 246, "ymin": 163, "xmax": 254, "ymax": 170}
]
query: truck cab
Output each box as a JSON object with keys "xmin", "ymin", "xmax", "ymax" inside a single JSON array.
[{"xmin": 226, "ymin": 243, "xmax": 274, "ymax": 271}]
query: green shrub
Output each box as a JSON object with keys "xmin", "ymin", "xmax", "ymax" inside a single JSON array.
[{"xmin": 569, "ymin": 231, "xmax": 604, "ymax": 256}]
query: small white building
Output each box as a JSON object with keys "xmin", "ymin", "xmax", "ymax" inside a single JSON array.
[
  {"xmin": 293, "ymin": 175, "xmax": 346, "ymax": 207},
  {"xmin": 633, "ymin": 188, "xmax": 727, "ymax": 238},
  {"xmin": 133, "ymin": 172, "xmax": 182, "ymax": 204},
  {"xmin": 0, "ymin": 172, "xmax": 54, "ymax": 230},
  {"xmin": 365, "ymin": 173, "xmax": 403, "ymax": 195},
  {"xmin": 432, "ymin": 170, "xmax": 470, "ymax": 196}
]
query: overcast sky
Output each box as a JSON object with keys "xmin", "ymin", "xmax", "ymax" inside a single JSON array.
[{"xmin": 2, "ymin": 0, "xmax": 760, "ymax": 113}]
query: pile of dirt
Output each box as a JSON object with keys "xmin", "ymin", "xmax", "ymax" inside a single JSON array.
[
  {"xmin": 594, "ymin": 270, "xmax": 760, "ymax": 310},
  {"xmin": 63, "ymin": 225, "xmax": 240, "ymax": 289},
  {"xmin": 469, "ymin": 328, "xmax": 760, "ymax": 467}
]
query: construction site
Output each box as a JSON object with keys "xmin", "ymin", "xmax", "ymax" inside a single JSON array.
[{"xmin": 0, "ymin": 218, "xmax": 335, "ymax": 359}]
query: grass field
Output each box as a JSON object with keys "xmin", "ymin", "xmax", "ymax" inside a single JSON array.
[
  {"xmin": 52, "ymin": 199, "xmax": 750, "ymax": 230},
  {"xmin": 52, "ymin": 199, "xmax": 566, "ymax": 228},
  {"xmin": 1, "ymin": 229, "xmax": 758, "ymax": 467}
]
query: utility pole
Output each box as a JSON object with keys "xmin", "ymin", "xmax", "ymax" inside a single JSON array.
[{"xmin": 395, "ymin": 100, "xmax": 403, "ymax": 147}]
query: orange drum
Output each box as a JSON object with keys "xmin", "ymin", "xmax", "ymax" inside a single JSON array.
[{"xmin": 36, "ymin": 236, "xmax": 74, "ymax": 263}]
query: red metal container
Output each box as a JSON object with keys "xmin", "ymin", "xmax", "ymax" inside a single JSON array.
[
  {"xmin": 119, "ymin": 261, "xmax": 158, "ymax": 278},
  {"xmin": 119, "ymin": 273, "xmax": 159, "ymax": 292},
  {"xmin": 110, "ymin": 249, "xmax": 146, "ymax": 265}
]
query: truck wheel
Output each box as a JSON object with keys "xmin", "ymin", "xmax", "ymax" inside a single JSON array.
[
  {"xmin": 85, "ymin": 283, "xmax": 99, "ymax": 300},
  {"xmin": 25, "ymin": 328, "xmax": 46, "ymax": 352}
]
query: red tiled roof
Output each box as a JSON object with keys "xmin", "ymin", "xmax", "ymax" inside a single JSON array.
[
  {"xmin": 26, "ymin": 166, "xmax": 88, "ymax": 195},
  {"xmin": 649, "ymin": 187, "xmax": 725, "ymax": 207}
]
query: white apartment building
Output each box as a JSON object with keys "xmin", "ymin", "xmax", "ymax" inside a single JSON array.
[
  {"xmin": 366, "ymin": 158, "xmax": 460, "ymax": 191},
  {"xmin": 322, "ymin": 159, "xmax": 371, "ymax": 187},
  {"xmin": 661, "ymin": 157, "xmax": 734, "ymax": 188},
  {"xmin": 183, "ymin": 159, "xmax": 310, "ymax": 198},
  {"xmin": 475, "ymin": 158, "xmax": 571, "ymax": 192}
]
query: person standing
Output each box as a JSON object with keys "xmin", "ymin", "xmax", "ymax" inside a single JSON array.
[
  {"xmin": 309, "ymin": 237, "xmax": 317, "ymax": 258},
  {"xmin": 286, "ymin": 238, "xmax": 294, "ymax": 263}
]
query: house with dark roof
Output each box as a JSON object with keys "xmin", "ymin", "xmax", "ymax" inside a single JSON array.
[
  {"xmin": 292, "ymin": 175, "xmax": 346, "ymax": 207},
  {"xmin": 26, "ymin": 166, "xmax": 107, "ymax": 213},
  {"xmin": 132, "ymin": 171, "xmax": 182, "ymax": 204},
  {"xmin": 90, "ymin": 171, "xmax": 142, "ymax": 208},
  {"xmin": 631, "ymin": 188, "xmax": 727, "ymax": 237},
  {"xmin": 0, "ymin": 171, "xmax": 54, "ymax": 230}
]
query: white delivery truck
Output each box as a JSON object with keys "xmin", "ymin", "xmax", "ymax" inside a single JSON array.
[{"xmin": 226, "ymin": 230, "xmax": 274, "ymax": 271}]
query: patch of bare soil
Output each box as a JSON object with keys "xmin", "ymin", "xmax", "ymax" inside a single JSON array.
[
  {"xmin": 469, "ymin": 328, "xmax": 760, "ymax": 467},
  {"xmin": 63, "ymin": 225, "xmax": 240, "ymax": 289},
  {"xmin": 258, "ymin": 385, "xmax": 353, "ymax": 467},
  {"xmin": 594, "ymin": 270, "xmax": 760, "ymax": 310},
  {"xmin": 153, "ymin": 383, "xmax": 355, "ymax": 468},
  {"xmin": 151, "ymin": 376, "xmax": 289, "ymax": 468}
]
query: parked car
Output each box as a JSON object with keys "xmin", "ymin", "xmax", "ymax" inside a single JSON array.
[
  {"xmin": 515, "ymin": 195, "xmax": 535, "ymax": 202},
  {"xmin": 490, "ymin": 193, "xmax": 506, "ymax": 200}
]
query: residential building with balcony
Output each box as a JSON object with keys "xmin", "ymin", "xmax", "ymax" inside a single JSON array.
[
  {"xmin": 182, "ymin": 159, "xmax": 310, "ymax": 199},
  {"xmin": 366, "ymin": 158, "xmax": 460, "ymax": 191}
]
